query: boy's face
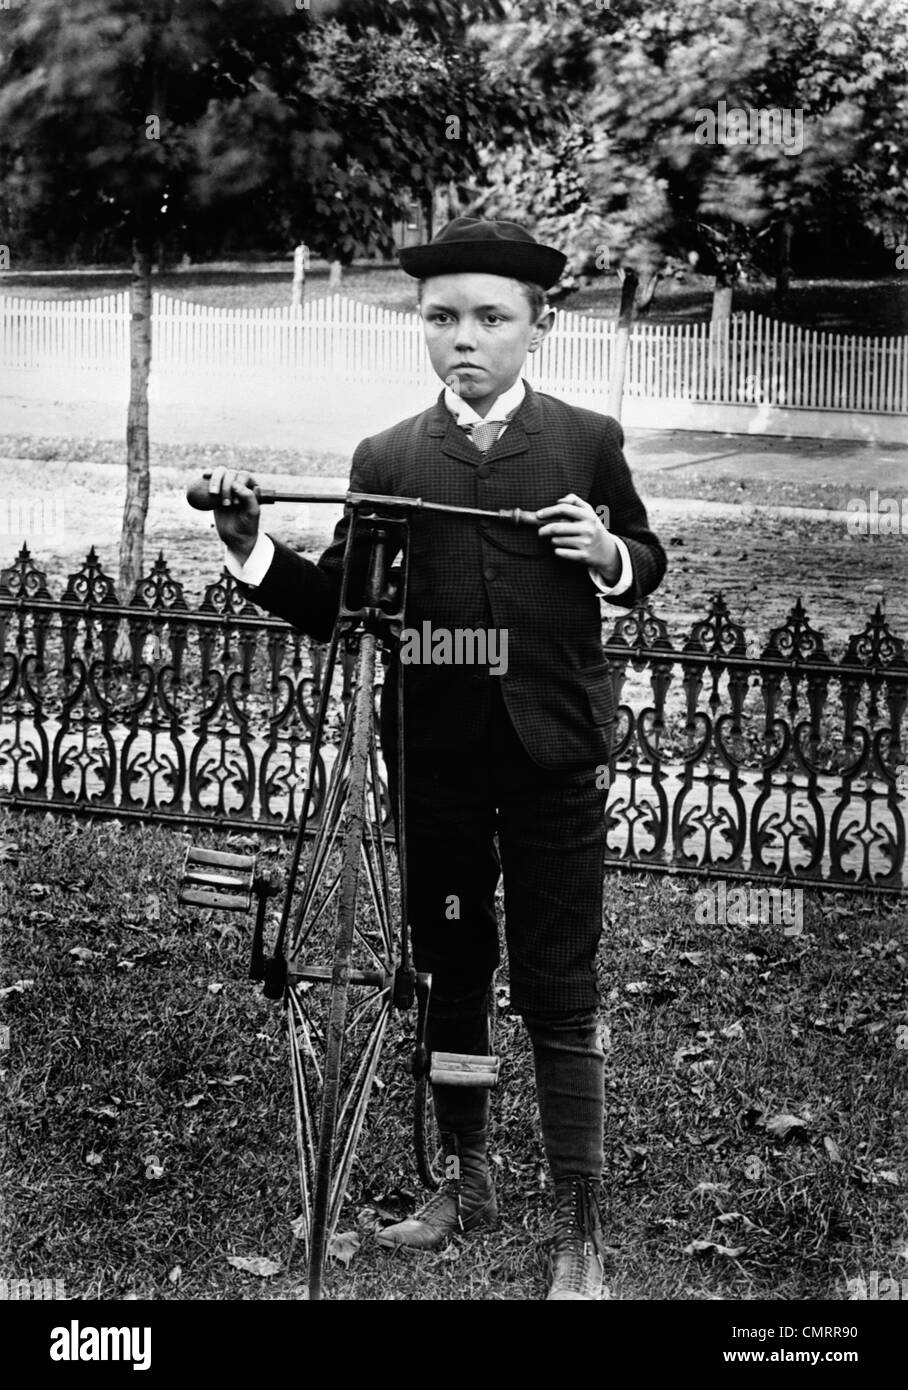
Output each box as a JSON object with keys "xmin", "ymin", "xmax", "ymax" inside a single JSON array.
[{"xmin": 418, "ymin": 273, "xmax": 554, "ymax": 414}]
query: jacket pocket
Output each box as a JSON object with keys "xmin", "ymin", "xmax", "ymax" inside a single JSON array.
[{"xmin": 578, "ymin": 660, "xmax": 615, "ymax": 727}]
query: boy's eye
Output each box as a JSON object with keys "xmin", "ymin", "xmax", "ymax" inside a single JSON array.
[{"xmin": 484, "ymin": 314, "xmax": 504, "ymax": 325}]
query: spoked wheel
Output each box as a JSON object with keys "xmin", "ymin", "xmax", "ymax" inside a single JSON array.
[{"xmin": 284, "ymin": 631, "xmax": 396, "ymax": 1299}]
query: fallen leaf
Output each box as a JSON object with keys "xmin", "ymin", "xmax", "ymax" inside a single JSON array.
[
  {"xmin": 722, "ymin": 1021, "xmax": 745, "ymax": 1040},
  {"xmin": 328, "ymin": 1231, "xmax": 361, "ymax": 1267},
  {"xmin": 290, "ymin": 1214, "xmax": 308, "ymax": 1241},
  {"xmin": 823, "ymin": 1136, "xmax": 842, "ymax": 1163},
  {"xmin": 226, "ymin": 1255, "xmax": 281, "ymax": 1277},
  {"xmin": 181, "ymin": 1094, "xmax": 206, "ymax": 1109},
  {"xmin": 226, "ymin": 835, "xmax": 258, "ymax": 852},
  {"xmin": 683, "ymin": 1239, "xmax": 746, "ymax": 1258},
  {"xmin": 354, "ymin": 1207, "xmax": 382, "ymax": 1234},
  {"xmin": 88, "ymin": 1105, "xmax": 120, "ymax": 1121},
  {"xmin": 0, "ymin": 979, "xmax": 35, "ymax": 998},
  {"xmin": 690, "ymin": 1182, "xmax": 730, "ymax": 1197},
  {"xmin": 764, "ymin": 1113, "xmax": 808, "ymax": 1139},
  {"xmin": 85, "ymin": 1151, "xmax": 103, "ymax": 1167},
  {"xmin": 679, "ymin": 951, "xmax": 706, "ymax": 966},
  {"xmin": 207, "ymin": 982, "xmax": 224, "ymax": 994},
  {"xmin": 717, "ymin": 1212, "xmax": 761, "ymax": 1230},
  {"xmin": 69, "ymin": 947, "xmax": 100, "ymax": 962},
  {"xmin": 168, "ymin": 1266, "xmax": 182, "ymax": 1285}
]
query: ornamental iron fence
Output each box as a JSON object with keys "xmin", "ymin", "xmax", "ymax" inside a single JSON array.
[{"xmin": 1, "ymin": 544, "xmax": 905, "ymax": 894}]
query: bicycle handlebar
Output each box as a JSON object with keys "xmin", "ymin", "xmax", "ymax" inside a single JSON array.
[{"xmin": 186, "ymin": 475, "xmax": 540, "ymax": 527}]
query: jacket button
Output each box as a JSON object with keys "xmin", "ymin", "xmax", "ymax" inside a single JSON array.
[
  {"xmin": 477, "ymin": 463, "xmax": 492, "ymax": 479},
  {"xmin": 483, "ymin": 566, "xmax": 497, "ymax": 582}
]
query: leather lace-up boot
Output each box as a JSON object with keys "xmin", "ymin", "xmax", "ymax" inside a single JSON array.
[
  {"xmin": 376, "ymin": 1129, "xmax": 497, "ymax": 1252},
  {"xmin": 546, "ymin": 1174, "xmax": 607, "ymax": 1300}
]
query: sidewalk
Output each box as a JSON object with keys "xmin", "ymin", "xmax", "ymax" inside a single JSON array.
[
  {"xmin": 628, "ymin": 425, "xmax": 908, "ymax": 491},
  {"xmin": 1, "ymin": 375, "xmax": 906, "ymax": 492}
]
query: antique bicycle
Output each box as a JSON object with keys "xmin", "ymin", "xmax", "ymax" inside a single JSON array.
[{"xmin": 180, "ymin": 482, "xmax": 537, "ymax": 1300}]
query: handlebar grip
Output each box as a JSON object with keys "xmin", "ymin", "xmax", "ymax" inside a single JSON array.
[{"xmin": 186, "ymin": 476, "xmax": 274, "ymax": 511}]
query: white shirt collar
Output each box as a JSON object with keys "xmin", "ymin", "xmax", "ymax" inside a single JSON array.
[{"xmin": 443, "ymin": 376, "xmax": 526, "ymax": 427}]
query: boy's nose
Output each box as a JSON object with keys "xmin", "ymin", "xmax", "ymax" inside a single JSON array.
[{"xmin": 454, "ymin": 323, "xmax": 478, "ymax": 350}]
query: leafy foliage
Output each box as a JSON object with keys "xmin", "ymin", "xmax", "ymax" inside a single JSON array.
[
  {"xmin": 0, "ymin": 0, "xmax": 544, "ymax": 266},
  {"xmin": 474, "ymin": 0, "xmax": 908, "ymax": 291}
]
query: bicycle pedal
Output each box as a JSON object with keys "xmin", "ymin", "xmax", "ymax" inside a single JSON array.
[
  {"xmin": 178, "ymin": 847, "xmax": 256, "ymax": 911},
  {"xmin": 429, "ymin": 1052, "xmax": 500, "ymax": 1088}
]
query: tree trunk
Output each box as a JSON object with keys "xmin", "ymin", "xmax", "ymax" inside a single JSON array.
[
  {"xmin": 711, "ymin": 279, "xmax": 734, "ymax": 320},
  {"xmin": 636, "ymin": 271, "xmax": 661, "ymax": 315},
  {"xmin": 424, "ymin": 185, "xmax": 435, "ymax": 242},
  {"xmin": 607, "ymin": 268, "xmax": 638, "ymax": 421},
  {"xmin": 328, "ymin": 259, "xmax": 342, "ymax": 288},
  {"xmin": 710, "ymin": 273, "xmax": 734, "ymax": 402},
  {"xmin": 120, "ymin": 237, "xmax": 152, "ymax": 603},
  {"xmin": 774, "ymin": 219, "xmax": 793, "ymax": 304},
  {"xmin": 291, "ymin": 242, "xmax": 306, "ymax": 307}
]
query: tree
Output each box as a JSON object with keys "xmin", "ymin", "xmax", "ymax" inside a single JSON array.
[
  {"xmin": 0, "ymin": 0, "xmax": 545, "ymax": 591},
  {"xmin": 0, "ymin": 0, "xmax": 318, "ymax": 599},
  {"xmin": 246, "ymin": 14, "xmax": 557, "ymax": 276},
  {"xmin": 473, "ymin": 0, "xmax": 908, "ymax": 410}
]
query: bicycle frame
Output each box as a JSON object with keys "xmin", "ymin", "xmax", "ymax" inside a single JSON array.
[{"xmin": 181, "ymin": 487, "xmax": 537, "ymax": 1298}]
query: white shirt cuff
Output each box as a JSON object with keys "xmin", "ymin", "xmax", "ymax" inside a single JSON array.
[
  {"xmin": 224, "ymin": 532, "xmax": 275, "ymax": 588},
  {"xmin": 588, "ymin": 536, "xmax": 633, "ymax": 598}
]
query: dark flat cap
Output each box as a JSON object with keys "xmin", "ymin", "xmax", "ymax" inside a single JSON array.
[{"xmin": 398, "ymin": 217, "xmax": 566, "ymax": 289}]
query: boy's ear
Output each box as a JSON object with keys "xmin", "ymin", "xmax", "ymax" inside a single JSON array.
[{"xmin": 528, "ymin": 307, "xmax": 556, "ymax": 353}]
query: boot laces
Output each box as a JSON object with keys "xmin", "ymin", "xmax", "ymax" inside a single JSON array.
[
  {"xmin": 552, "ymin": 1177, "xmax": 603, "ymax": 1292},
  {"xmin": 413, "ymin": 1190, "xmax": 458, "ymax": 1226}
]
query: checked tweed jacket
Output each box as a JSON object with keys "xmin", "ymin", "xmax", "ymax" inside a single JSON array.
[{"xmin": 242, "ymin": 382, "xmax": 667, "ymax": 771}]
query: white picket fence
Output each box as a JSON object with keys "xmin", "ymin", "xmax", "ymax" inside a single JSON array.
[{"xmin": 1, "ymin": 291, "xmax": 907, "ymax": 414}]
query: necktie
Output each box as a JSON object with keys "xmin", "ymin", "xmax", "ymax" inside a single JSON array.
[{"xmin": 466, "ymin": 419, "xmax": 504, "ymax": 454}]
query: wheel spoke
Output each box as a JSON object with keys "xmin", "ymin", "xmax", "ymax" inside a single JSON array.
[
  {"xmin": 366, "ymin": 737, "xmax": 393, "ymax": 952},
  {"xmin": 288, "ymin": 999, "xmax": 319, "ymax": 1256},
  {"xmin": 292, "ymin": 869, "xmax": 342, "ymax": 960},
  {"xmin": 292, "ymin": 779, "xmax": 347, "ymax": 943},
  {"xmin": 289, "ymin": 709, "xmax": 355, "ymax": 943},
  {"xmin": 361, "ymin": 819, "xmax": 392, "ymax": 958},
  {"xmin": 345, "ymin": 985, "xmax": 388, "ymax": 1034},
  {"xmin": 283, "ymin": 632, "xmax": 407, "ymax": 1299},
  {"xmin": 329, "ymin": 998, "xmax": 391, "ymax": 1235}
]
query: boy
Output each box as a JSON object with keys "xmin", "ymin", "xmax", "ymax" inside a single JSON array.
[{"xmin": 207, "ymin": 218, "xmax": 666, "ymax": 1300}]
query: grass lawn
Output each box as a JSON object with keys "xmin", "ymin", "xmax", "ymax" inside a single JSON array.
[
  {"xmin": 3, "ymin": 265, "xmax": 908, "ymax": 335},
  {"xmin": 1, "ymin": 420, "xmax": 906, "ymax": 1302},
  {"xmin": 1, "ymin": 813, "xmax": 905, "ymax": 1301}
]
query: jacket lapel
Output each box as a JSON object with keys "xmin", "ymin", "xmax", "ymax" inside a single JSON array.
[
  {"xmin": 425, "ymin": 392, "xmax": 477, "ymax": 467},
  {"xmin": 486, "ymin": 382, "xmax": 542, "ymax": 463},
  {"xmin": 426, "ymin": 380, "xmax": 543, "ymax": 468}
]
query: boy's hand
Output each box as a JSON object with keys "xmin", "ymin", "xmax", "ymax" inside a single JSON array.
[
  {"xmin": 205, "ymin": 468, "xmax": 261, "ymax": 564},
  {"xmin": 536, "ymin": 494, "xmax": 620, "ymax": 580}
]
